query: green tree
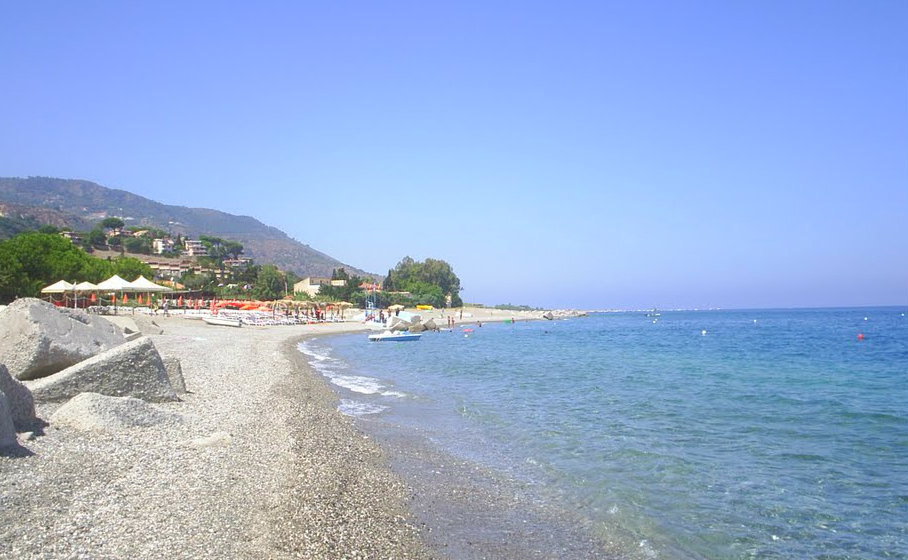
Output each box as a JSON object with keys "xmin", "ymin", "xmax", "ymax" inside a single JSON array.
[
  {"xmin": 384, "ymin": 256, "xmax": 462, "ymax": 307},
  {"xmin": 0, "ymin": 232, "xmax": 99, "ymax": 301},
  {"xmin": 254, "ymin": 265, "xmax": 285, "ymax": 300},
  {"xmin": 123, "ymin": 236, "xmax": 152, "ymax": 254},
  {"xmin": 112, "ymin": 257, "xmax": 153, "ymax": 280},
  {"xmin": 100, "ymin": 217, "xmax": 125, "ymax": 230},
  {"xmin": 87, "ymin": 227, "xmax": 107, "ymax": 248}
]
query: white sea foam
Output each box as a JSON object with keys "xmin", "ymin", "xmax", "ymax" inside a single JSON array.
[
  {"xmin": 338, "ymin": 399, "xmax": 388, "ymax": 416},
  {"xmin": 328, "ymin": 374, "xmax": 385, "ymax": 394},
  {"xmin": 298, "ymin": 341, "xmax": 332, "ymax": 362}
]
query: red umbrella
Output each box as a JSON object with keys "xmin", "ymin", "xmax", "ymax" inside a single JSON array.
[{"xmin": 122, "ymin": 293, "xmax": 129, "ymax": 303}]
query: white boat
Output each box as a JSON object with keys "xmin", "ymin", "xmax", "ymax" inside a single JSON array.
[
  {"xmin": 368, "ymin": 330, "xmax": 421, "ymax": 342},
  {"xmin": 203, "ymin": 316, "xmax": 243, "ymax": 327}
]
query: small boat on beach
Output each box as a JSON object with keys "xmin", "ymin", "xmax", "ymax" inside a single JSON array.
[
  {"xmin": 203, "ymin": 316, "xmax": 243, "ymax": 327},
  {"xmin": 368, "ymin": 330, "xmax": 421, "ymax": 342}
]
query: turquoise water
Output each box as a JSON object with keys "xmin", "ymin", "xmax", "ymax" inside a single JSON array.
[{"xmin": 299, "ymin": 308, "xmax": 908, "ymax": 559}]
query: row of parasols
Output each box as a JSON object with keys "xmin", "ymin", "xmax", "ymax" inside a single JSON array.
[
  {"xmin": 41, "ymin": 275, "xmax": 173, "ymax": 308},
  {"xmin": 41, "ymin": 276, "xmax": 363, "ymax": 313}
]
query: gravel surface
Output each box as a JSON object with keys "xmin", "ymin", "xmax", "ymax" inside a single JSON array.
[{"xmin": 0, "ymin": 318, "xmax": 432, "ymax": 559}]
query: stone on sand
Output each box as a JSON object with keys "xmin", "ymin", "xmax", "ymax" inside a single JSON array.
[
  {"xmin": 0, "ymin": 364, "xmax": 38, "ymax": 430},
  {"xmin": 162, "ymin": 357, "xmax": 187, "ymax": 394},
  {"xmin": 0, "ymin": 298, "xmax": 126, "ymax": 381},
  {"xmin": 25, "ymin": 337, "xmax": 178, "ymax": 403},
  {"xmin": 50, "ymin": 392, "xmax": 183, "ymax": 432},
  {"xmin": 105, "ymin": 314, "xmax": 164, "ymax": 335},
  {"xmin": 0, "ymin": 391, "xmax": 16, "ymax": 447}
]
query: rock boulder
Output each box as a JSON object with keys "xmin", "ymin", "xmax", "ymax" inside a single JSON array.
[
  {"xmin": 50, "ymin": 392, "xmax": 183, "ymax": 432},
  {"xmin": 0, "ymin": 364, "xmax": 38, "ymax": 430},
  {"xmin": 0, "ymin": 298, "xmax": 126, "ymax": 381},
  {"xmin": 0, "ymin": 391, "xmax": 17, "ymax": 448},
  {"xmin": 25, "ymin": 337, "xmax": 178, "ymax": 403},
  {"xmin": 162, "ymin": 357, "xmax": 187, "ymax": 394}
]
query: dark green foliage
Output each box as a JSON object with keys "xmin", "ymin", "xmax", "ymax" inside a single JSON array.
[
  {"xmin": 254, "ymin": 264, "xmax": 286, "ymax": 300},
  {"xmin": 100, "ymin": 217, "xmax": 125, "ymax": 230},
  {"xmin": 0, "ymin": 215, "xmax": 44, "ymax": 240},
  {"xmin": 0, "ymin": 232, "xmax": 154, "ymax": 302},
  {"xmin": 123, "ymin": 236, "xmax": 152, "ymax": 254},
  {"xmin": 384, "ymin": 256, "xmax": 463, "ymax": 307}
]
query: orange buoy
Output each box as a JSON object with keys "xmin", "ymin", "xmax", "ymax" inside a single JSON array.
[{"xmin": 857, "ymin": 333, "xmax": 865, "ymax": 341}]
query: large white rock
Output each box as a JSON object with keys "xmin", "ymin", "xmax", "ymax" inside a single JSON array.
[
  {"xmin": 0, "ymin": 364, "xmax": 38, "ymax": 430},
  {"xmin": 25, "ymin": 338, "xmax": 178, "ymax": 403},
  {"xmin": 0, "ymin": 298, "xmax": 126, "ymax": 381},
  {"xmin": 50, "ymin": 392, "xmax": 183, "ymax": 432},
  {"xmin": 105, "ymin": 314, "xmax": 164, "ymax": 335},
  {"xmin": 0, "ymin": 391, "xmax": 17, "ymax": 448}
]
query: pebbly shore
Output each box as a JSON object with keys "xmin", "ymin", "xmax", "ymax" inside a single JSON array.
[{"xmin": 0, "ymin": 317, "xmax": 431, "ymax": 559}]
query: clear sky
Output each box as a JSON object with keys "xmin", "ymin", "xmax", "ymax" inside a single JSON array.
[{"xmin": 1, "ymin": 1, "xmax": 905, "ymax": 309}]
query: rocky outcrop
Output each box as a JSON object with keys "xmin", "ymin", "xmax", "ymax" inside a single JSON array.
[
  {"xmin": 0, "ymin": 298, "xmax": 125, "ymax": 381},
  {"xmin": 105, "ymin": 315, "xmax": 164, "ymax": 336},
  {"xmin": 50, "ymin": 392, "xmax": 183, "ymax": 432},
  {"xmin": 388, "ymin": 316, "xmax": 411, "ymax": 332},
  {"xmin": 0, "ymin": 364, "xmax": 38, "ymax": 430},
  {"xmin": 0, "ymin": 391, "xmax": 17, "ymax": 448},
  {"xmin": 25, "ymin": 338, "xmax": 178, "ymax": 403},
  {"xmin": 162, "ymin": 357, "xmax": 187, "ymax": 394}
]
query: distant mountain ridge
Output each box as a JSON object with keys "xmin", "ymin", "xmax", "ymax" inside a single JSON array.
[{"xmin": 0, "ymin": 176, "xmax": 369, "ymax": 278}]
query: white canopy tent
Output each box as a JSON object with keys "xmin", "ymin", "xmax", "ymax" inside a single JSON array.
[
  {"xmin": 73, "ymin": 281, "xmax": 99, "ymax": 292},
  {"xmin": 129, "ymin": 276, "xmax": 171, "ymax": 292},
  {"xmin": 96, "ymin": 275, "xmax": 135, "ymax": 292},
  {"xmin": 40, "ymin": 280, "xmax": 75, "ymax": 294}
]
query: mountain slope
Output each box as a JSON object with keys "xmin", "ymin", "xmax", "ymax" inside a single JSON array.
[{"xmin": 0, "ymin": 176, "xmax": 368, "ymax": 278}]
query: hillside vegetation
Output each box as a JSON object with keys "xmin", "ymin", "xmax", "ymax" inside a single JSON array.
[{"xmin": 0, "ymin": 176, "xmax": 367, "ymax": 278}]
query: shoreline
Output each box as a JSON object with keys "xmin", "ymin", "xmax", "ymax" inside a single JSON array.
[
  {"xmin": 1, "ymin": 316, "xmax": 431, "ymax": 558},
  {"xmin": 1, "ymin": 307, "xmax": 588, "ymax": 558}
]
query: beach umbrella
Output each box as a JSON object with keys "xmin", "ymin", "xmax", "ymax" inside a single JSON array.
[
  {"xmin": 137, "ymin": 294, "xmax": 144, "ymax": 305},
  {"xmin": 122, "ymin": 293, "xmax": 129, "ymax": 304},
  {"xmin": 129, "ymin": 276, "xmax": 171, "ymax": 293},
  {"xmin": 73, "ymin": 281, "xmax": 99, "ymax": 292},
  {"xmin": 41, "ymin": 280, "xmax": 75, "ymax": 294}
]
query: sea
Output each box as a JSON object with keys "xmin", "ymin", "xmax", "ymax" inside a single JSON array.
[{"xmin": 298, "ymin": 307, "xmax": 908, "ymax": 559}]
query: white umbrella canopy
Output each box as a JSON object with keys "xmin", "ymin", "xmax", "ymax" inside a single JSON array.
[
  {"xmin": 41, "ymin": 280, "xmax": 75, "ymax": 294},
  {"xmin": 72, "ymin": 281, "xmax": 99, "ymax": 292},
  {"xmin": 129, "ymin": 276, "xmax": 172, "ymax": 292},
  {"xmin": 96, "ymin": 275, "xmax": 136, "ymax": 292}
]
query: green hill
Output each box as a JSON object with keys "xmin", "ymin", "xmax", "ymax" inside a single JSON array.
[{"xmin": 0, "ymin": 176, "xmax": 369, "ymax": 278}]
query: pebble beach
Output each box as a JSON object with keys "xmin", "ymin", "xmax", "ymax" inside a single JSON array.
[{"xmin": 0, "ymin": 317, "xmax": 432, "ymax": 559}]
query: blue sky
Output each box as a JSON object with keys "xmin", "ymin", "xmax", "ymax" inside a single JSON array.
[{"xmin": 1, "ymin": 1, "xmax": 905, "ymax": 309}]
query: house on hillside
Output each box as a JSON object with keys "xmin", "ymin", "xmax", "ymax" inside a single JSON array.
[
  {"xmin": 182, "ymin": 238, "xmax": 208, "ymax": 257},
  {"xmin": 223, "ymin": 257, "xmax": 252, "ymax": 268},
  {"xmin": 59, "ymin": 231, "xmax": 82, "ymax": 244},
  {"xmin": 293, "ymin": 277, "xmax": 346, "ymax": 297},
  {"xmin": 152, "ymin": 238, "xmax": 175, "ymax": 254}
]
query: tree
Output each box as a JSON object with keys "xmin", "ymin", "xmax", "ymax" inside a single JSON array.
[
  {"xmin": 0, "ymin": 232, "xmax": 101, "ymax": 301},
  {"xmin": 254, "ymin": 265, "xmax": 285, "ymax": 300},
  {"xmin": 112, "ymin": 257, "xmax": 153, "ymax": 280},
  {"xmin": 384, "ymin": 256, "xmax": 462, "ymax": 307},
  {"xmin": 87, "ymin": 227, "xmax": 106, "ymax": 248},
  {"xmin": 100, "ymin": 217, "xmax": 125, "ymax": 230},
  {"xmin": 123, "ymin": 236, "xmax": 152, "ymax": 254}
]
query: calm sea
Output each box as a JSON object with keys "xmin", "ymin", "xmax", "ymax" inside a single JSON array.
[{"xmin": 299, "ymin": 308, "xmax": 908, "ymax": 559}]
